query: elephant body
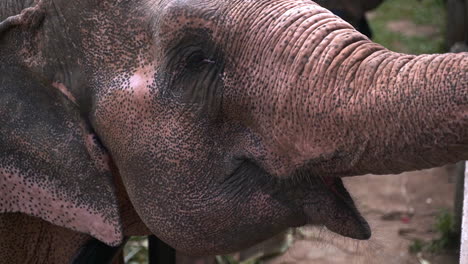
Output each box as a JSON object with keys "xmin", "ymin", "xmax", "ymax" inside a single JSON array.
[{"xmin": 0, "ymin": 0, "xmax": 467, "ymax": 263}]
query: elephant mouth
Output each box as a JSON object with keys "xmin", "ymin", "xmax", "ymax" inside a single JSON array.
[
  {"xmin": 303, "ymin": 176, "xmax": 371, "ymax": 240},
  {"xmin": 233, "ymin": 158, "xmax": 371, "ymax": 240}
]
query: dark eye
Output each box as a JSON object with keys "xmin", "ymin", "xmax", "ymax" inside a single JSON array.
[{"xmin": 186, "ymin": 51, "xmax": 215, "ymax": 70}]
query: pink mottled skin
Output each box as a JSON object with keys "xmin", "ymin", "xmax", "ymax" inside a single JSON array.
[
  {"xmin": 0, "ymin": 168, "xmax": 119, "ymax": 244},
  {"xmin": 0, "ymin": 0, "xmax": 467, "ymax": 262}
]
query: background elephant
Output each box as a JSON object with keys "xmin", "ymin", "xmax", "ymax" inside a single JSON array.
[
  {"xmin": 446, "ymin": 0, "xmax": 468, "ymax": 50},
  {"xmin": 0, "ymin": 0, "xmax": 467, "ymax": 263},
  {"xmin": 316, "ymin": 0, "xmax": 385, "ymax": 38}
]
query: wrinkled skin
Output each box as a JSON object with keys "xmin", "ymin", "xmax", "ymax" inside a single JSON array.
[{"xmin": 0, "ymin": 0, "xmax": 467, "ymax": 262}]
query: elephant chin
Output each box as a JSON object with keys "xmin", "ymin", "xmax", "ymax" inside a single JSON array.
[{"xmin": 303, "ymin": 177, "xmax": 371, "ymax": 240}]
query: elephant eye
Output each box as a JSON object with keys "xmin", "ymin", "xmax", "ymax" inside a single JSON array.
[
  {"xmin": 162, "ymin": 37, "xmax": 224, "ymax": 114},
  {"xmin": 185, "ymin": 51, "xmax": 215, "ymax": 71}
]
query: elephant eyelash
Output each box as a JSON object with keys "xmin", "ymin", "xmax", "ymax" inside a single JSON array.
[
  {"xmin": 202, "ymin": 58, "xmax": 215, "ymax": 64},
  {"xmin": 184, "ymin": 51, "xmax": 216, "ymax": 71}
]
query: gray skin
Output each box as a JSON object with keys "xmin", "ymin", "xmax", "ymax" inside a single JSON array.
[{"xmin": 0, "ymin": 0, "xmax": 467, "ymax": 262}]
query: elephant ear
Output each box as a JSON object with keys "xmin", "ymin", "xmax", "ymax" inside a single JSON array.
[{"xmin": 0, "ymin": 65, "xmax": 123, "ymax": 246}]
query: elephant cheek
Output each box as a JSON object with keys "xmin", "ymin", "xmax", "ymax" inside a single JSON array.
[{"xmin": 125, "ymin": 178, "xmax": 298, "ymax": 255}]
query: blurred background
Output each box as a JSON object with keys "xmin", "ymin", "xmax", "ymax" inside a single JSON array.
[{"xmin": 124, "ymin": 0, "xmax": 468, "ymax": 263}]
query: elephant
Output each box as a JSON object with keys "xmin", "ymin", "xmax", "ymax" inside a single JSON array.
[
  {"xmin": 0, "ymin": 0, "xmax": 466, "ymax": 263},
  {"xmin": 315, "ymin": 0, "xmax": 384, "ymax": 38}
]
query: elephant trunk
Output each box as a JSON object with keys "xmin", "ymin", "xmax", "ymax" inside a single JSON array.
[
  {"xmin": 251, "ymin": 32, "xmax": 466, "ymax": 178},
  {"xmin": 316, "ymin": 49, "xmax": 468, "ymax": 177},
  {"xmin": 225, "ymin": 2, "xmax": 467, "ymax": 178}
]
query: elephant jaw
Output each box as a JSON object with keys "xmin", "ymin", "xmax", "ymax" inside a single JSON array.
[{"xmin": 302, "ymin": 176, "xmax": 371, "ymax": 240}]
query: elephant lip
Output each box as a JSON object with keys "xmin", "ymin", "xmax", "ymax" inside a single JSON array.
[
  {"xmin": 229, "ymin": 158, "xmax": 370, "ymax": 239},
  {"xmin": 302, "ymin": 176, "xmax": 371, "ymax": 240}
]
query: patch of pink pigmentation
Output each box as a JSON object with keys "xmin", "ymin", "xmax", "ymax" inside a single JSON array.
[
  {"xmin": 129, "ymin": 63, "xmax": 156, "ymax": 96},
  {"xmin": 0, "ymin": 167, "xmax": 123, "ymax": 246},
  {"xmin": 129, "ymin": 71, "xmax": 148, "ymax": 92},
  {"xmin": 52, "ymin": 82, "xmax": 78, "ymax": 106}
]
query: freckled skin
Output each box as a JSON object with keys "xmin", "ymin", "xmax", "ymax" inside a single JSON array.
[
  {"xmin": 0, "ymin": 0, "xmax": 467, "ymax": 261},
  {"xmin": 0, "ymin": 63, "xmax": 122, "ymax": 240}
]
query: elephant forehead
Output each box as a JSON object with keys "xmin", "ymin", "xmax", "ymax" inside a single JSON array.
[
  {"xmin": 147, "ymin": 0, "xmax": 336, "ymax": 60},
  {"xmin": 147, "ymin": 1, "xmax": 219, "ymax": 47},
  {"xmin": 150, "ymin": 0, "xmax": 223, "ymax": 20}
]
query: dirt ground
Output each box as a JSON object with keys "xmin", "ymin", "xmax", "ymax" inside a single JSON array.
[{"xmin": 265, "ymin": 167, "xmax": 460, "ymax": 264}]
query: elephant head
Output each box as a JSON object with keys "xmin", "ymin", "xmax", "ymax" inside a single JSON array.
[{"xmin": 0, "ymin": 0, "xmax": 466, "ymax": 258}]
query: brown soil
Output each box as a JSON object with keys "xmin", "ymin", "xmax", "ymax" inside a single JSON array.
[{"xmin": 267, "ymin": 166, "xmax": 460, "ymax": 264}]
